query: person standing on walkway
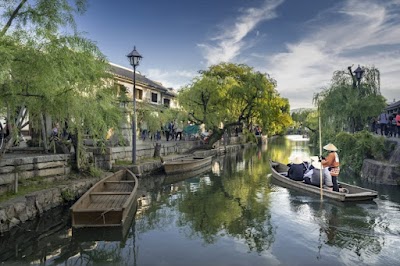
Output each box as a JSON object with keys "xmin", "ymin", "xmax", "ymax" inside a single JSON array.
[
  {"xmin": 175, "ymin": 121, "xmax": 183, "ymax": 141},
  {"xmin": 321, "ymin": 143, "xmax": 340, "ymax": 192},
  {"xmin": 378, "ymin": 112, "xmax": 388, "ymax": 136},
  {"xmin": 396, "ymin": 110, "xmax": 400, "ymax": 138},
  {"xmin": 165, "ymin": 122, "xmax": 171, "ymax": 141}
]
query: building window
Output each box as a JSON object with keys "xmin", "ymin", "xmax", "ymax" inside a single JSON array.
[
  {"xmin": 151, "ymin": 93, "xmax": 158, "ymax": 103},
  {"xmin": 136, "ymin": 89, "xmax": 143, "ymax": 100},
  {"xmin": 163, "ymin": 98, "xmax": 170, "ymax": 107}
]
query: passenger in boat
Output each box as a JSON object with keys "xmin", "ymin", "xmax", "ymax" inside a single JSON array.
[
  {"xmin": 287, "ymin": 156, "xmax": 306, "ymax": 181},
  {"xmin": 321, "ymin": 143, "xmax": 340, "ymax": 192},
  {"xmin": 304, "ymin": 161, "xmax": 333, "ymax": 188}
]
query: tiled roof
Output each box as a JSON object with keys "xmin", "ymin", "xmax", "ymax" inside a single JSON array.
[
  {"xmin": 109, "ymin": 63, "xmax": 176, "ymax": 96},
  {"xmin": 386, "ymin": 100, "xmax": 400, "ymax": 110}
]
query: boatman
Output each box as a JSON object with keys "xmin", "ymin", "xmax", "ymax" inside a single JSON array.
[{"xmin": 321, "ymin": 143, "xmax": 340, "ymax": 192}]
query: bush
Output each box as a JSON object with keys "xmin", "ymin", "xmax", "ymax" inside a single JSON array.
[
  {"xmin": 89, "ymin": 166, "xmax": 103, "ymax": 178},
  {"xmin": 61, "ymin": 188, "xmax": 75, "ymax": 201},
  {"xmin": 334, "ymin": 130, "xmax": 393, "ymax": 173}
]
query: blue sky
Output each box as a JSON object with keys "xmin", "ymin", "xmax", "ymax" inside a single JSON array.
[{"xmin": 74, "ymin": 0, "xmax": 399, "ymax": 109}]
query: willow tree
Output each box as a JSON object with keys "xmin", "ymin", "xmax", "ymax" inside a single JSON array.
[
  {"xmin": 178, "ymin": 63, "xmax": 292, "ymax": 147},
  {"xmin": 0, "ymin": 0, "xmax": 124, "ymax": 170},
  {"xmin": 314, "ymin": 66, "xmax": 386, "ymax": 136}
]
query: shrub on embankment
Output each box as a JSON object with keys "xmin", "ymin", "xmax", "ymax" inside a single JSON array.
[{"xmin": 333, "ymin": 131, "xmax": 395, "ymax": 173}]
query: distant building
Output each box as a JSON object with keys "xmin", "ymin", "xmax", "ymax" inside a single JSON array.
[
  {"xmin": 385, "ymin": 99, "xmax": 400, "ymax": 116},
  {"xmin": 109, "ymin": 63, "xmax": 177, "ymax": 108}
]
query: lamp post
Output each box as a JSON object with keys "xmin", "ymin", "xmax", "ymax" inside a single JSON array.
[
  {"xmin": 353, "ymin": 65, "xmax": 364, "ymax": 89},
  {"xmin": 127, "ymin": 46, "xmax": 142, "ymax": 164}
]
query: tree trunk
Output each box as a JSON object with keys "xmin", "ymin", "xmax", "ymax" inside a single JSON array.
[
  {"xmin": 0, "ymin": 0, "xmax": 28, "ymax": 36},
  {"xmin": 154, "ymin": 143, "xmax": 161, "ymax": 157},
  {"xmin": 40, "ymin": 113, "xmax": 48, "ymax": 153}
]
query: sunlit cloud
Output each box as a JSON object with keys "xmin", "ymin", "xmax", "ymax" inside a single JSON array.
[{"xmin": 198, "ymin": 0, "xmax": 284, "ymax": 66}]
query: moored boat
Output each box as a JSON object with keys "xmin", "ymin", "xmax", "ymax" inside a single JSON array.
[
  {"xmin": 70, "ymin": 168, "xmax": 138, "ymax": 228},
  {"xmin": 269, "ymin": 160, "xmax": 378, "ymax": 202},
  {"xmin": 164, "ymin": 164, "xmax": 212, "ymax": 184},
  {"xmin": 163, "ymin": 156, "xmax": 212, "ymax": 174}
]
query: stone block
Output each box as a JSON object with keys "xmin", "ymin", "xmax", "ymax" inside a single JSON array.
[
  {"xmin": 361, "ymin": 159, "xmax": 400, "ymax": 185},
  {"xmin": 36, "ymin": 161, "xmax": 66, "ymax": 169},
  {"xmin": 9, "ymin": 217, "xmax": 20, "ymax": 227},
  {"xmin": 0, "ymin": 173, "xmax": 15, "ymax": 186}
]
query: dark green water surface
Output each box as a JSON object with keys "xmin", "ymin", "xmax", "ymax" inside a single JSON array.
[{"xmin": 1, "ymin": 136, "xmax": 399, "ymax": 265}]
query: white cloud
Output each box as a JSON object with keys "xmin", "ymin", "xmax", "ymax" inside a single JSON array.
[
  {"xmin": 198, "ymin": 0, "xmax": 284, "ymax": 66},
  {"xmin": 265, "ymin": 0, "xmax": 400, "ymax": 109},
  {"xmin": 146, "ymin": 68, "xmax": 197, "ymax": 90}
]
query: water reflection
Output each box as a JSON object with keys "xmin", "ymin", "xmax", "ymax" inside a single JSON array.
[
  {"xmin": 285, "ymin": 189, "xmax": 384, "ymax": 261},
  {"xmin": 136, "ymin": 150, "xmax": 275, "ymax": 255}
]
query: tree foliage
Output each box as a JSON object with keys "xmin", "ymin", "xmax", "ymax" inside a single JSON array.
[
  {"xmin": 178, "ymin": 63, "xmax": 292, "ymax": 146},
  {"xmin": 0, "ymin": 0, "xmax": 124, "ymax": 170},
  {"xmin": 314, "ymin": 66, "xmax": 386, "ymax": 135}
]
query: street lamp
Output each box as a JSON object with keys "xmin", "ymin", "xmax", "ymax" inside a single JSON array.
[
  {"xmin": 353, "ymin": 65, "xmax": 364, "ymax": 89},
  {"xmin": 127, "ymin": 46, "xmax": 143, "ymax": 164}
]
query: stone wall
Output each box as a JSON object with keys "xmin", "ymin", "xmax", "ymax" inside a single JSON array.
[
  {"xmin": 0, "ymin": 154, "xmax": 71, "ymax": 194},
  {"xmin": 361, "ymin": 159, "xmax": 399, "ymax": 185},
  {"xmin": 88, "ymin": 140, "xmax": 203, "ymax": 170},
  {"xmin": 360, "ymin": 140, "xmax": 400, "ymax": 185},
  {"xmin": 0, "ymin": 178, "xmax": 98, "ymax": 233}
]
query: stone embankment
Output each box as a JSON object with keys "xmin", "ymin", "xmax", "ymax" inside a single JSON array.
[
  {"xmin": 361, "ymin": 138, "xmax": 400, "ymax": 185},
  {"xmin": 0, "ymin": 177, "xmax": 98, "ymax": 233}
]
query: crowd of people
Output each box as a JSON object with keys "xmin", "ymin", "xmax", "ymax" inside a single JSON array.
[
  {"xmin": 139, "ymin": 120, "xmax": 192, "ymax": 142},
  {"xmin": 286, "ymin": 143, "xmax": 343, "ymax": 192},
  {"xmin": 371, "ymin": 110, "xmax": 400, "ymax": 137}
]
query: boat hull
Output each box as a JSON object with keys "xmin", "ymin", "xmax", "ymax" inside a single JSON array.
[
  {"xmin": 163, "ymin": 156, "xmax": 212, "ymax": 174},
  {"xmin": 70, "ymin": 169, "xmax": 138, "ymax": 228},
  {"xmin": 269, "ymin": 160, "xmax": 377, "ymax": 202}
]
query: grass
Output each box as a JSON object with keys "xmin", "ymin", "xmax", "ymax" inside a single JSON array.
[{"xmin": 0, "ymin": 177, "xmax": 72, "ymax": 203}]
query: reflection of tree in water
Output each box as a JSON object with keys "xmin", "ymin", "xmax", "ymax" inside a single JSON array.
[
  {"xmin": 176, "ymin": 151, "xmax": 275, "ymax": 253},
  {"xmin": 135, "ymin": 186, "xmax": 178, "ymax": 233},
  {"xmin": 133, "ymin": 148, "xmax": 275, "ymax": 253},
  {"xmin": 286, "ymin": 190, "xmax": 383, "ymax": 261},
  {"xmin": 64, "ymin": 242, "xmax": 123, "ymax": 265}
]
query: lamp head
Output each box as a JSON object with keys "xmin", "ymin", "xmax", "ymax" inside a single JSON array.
[
  {"xmin": 127, "ymin": 46, "xmax": 142, "ymax": 67},
  {"xmin": 353, "ymin": 65, "xmax": 364, "ymax": 81}
]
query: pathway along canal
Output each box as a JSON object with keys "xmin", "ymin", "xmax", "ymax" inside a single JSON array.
[{"xmin": 1, "ymin": 136, "xmax": 399, "ymax": 265}]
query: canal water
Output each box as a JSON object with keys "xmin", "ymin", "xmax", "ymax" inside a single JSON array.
[{"xmin": 1, "ymin": 136, "xmax": 399, "ymax": 265}]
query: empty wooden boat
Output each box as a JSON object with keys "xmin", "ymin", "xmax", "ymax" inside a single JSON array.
[
  {"xmin": 164, "ymin": 164, "xmax": 212, "ymax": 184},
  {"xmin": 269, "ymin": 160, "xmax": 378, "ymax": 202},
  {"xmin": 71, "ymin": 168, "xmax": 138, "ymax": 228},
  {"xmin": 163, "ymin": 156, "xmax": 213, "ymax": 175}
]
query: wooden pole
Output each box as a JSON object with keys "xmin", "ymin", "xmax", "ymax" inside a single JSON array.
[{"xmin": 319, "ymin": 104, "xmax": 323, "ymax": 200}]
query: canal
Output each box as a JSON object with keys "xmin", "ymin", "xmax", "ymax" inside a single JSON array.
[{"xmin": 1, "ymin": 136, "xmax": 399, "ymax": 265}]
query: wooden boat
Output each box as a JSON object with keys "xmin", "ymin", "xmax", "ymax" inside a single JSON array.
[
  {"xmin": 269, "ymin": 160, "xmax": 378, "ymax": 202},
  {"xmin": 71, "ymin": 168, "xmax": 138, "ymax": 228},
  {"xmin": 163, "ymin": 156, "xmax": 212, "ymax": 174},
  {"xmin": 164, "ymin": 164, "xmax": 212, "ymax": 184}
]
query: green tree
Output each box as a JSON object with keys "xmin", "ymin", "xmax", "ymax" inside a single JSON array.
[
  {"xmin": 178, "ymin": 63, "xmax": 292, "ymax": 147},
  {"xmin": 314, "ymin": 66, "xmax": 386, "ymax": 135},
  {"xmin": 0, "ymin": 0, "xmax": 124, "ymax": 171}
]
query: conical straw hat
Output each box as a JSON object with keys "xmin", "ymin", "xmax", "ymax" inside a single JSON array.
[
  {"xmin": 323, "ymin": 143, "xmax": 338, "ymax": 151},
  {"xmin": 312, "ymin": 161, "xmax": 324, "ymax": 169},
  {"xmin": 292, "ymin": 156, "xmax": 303, "ymax": 164}
]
